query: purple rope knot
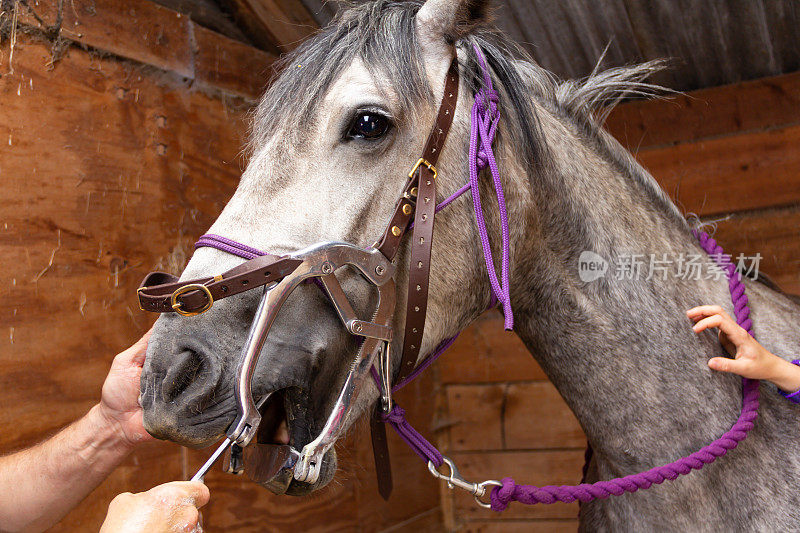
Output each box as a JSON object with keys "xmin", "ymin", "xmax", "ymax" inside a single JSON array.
[
  {"xmin": 490, "ymin": 477, "xmax": 516, "ymax": 512},
  {"xmin": 381, "ymin": 405, "xmax": 405, "ymax": 423},
  {"xmin": 476, "ymin": 88, "xmax": 499, "ymax": 119}
]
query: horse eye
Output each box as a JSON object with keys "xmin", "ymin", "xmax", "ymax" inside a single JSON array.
[{"xmin": 347, "ymin": 112, "xmax": 391, "ymax": 140}]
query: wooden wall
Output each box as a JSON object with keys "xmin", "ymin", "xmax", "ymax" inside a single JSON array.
[
  {"xmin": 2, "ymin": 1, "xmax": 799, "ymax": 531},
  {"xmin": 437, "ymin": 71, "xmax": 800, "ymax": 532},
  {"xmin": 0, "ymin": 1, "xmax": 440, "ymax": 531}
]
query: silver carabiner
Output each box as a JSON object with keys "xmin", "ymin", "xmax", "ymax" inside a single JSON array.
[{"xmin": 427, "ymin": 456, "xmax": 502, "ymax": 509}]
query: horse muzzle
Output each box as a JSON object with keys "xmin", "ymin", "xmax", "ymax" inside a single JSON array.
[{"xmin": 141, "ymin": 241, "xmax": 396, "ymax": 487}]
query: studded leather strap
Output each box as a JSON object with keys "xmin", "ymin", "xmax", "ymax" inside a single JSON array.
[
  {"xmin": 370, "ymin": 58, "xmax": 459, "ymax": 499},
  {"xmin": 395, "ymin": 59, "xmax": 459, "ymax": 384}
]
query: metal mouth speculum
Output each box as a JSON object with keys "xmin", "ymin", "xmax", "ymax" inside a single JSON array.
[{"xmin": 192, "ymin": 241, "xmax": 397, "ymax": 486}]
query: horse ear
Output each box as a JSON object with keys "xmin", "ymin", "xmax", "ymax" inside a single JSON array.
[{"xmin": 416, "ymin": 0, "xmax": 491, "ymax": 50}]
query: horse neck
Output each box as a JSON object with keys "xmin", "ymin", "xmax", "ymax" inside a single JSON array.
[{"xmin": 502, "ymin": 107, "xmax": 743, "ymax": 468}]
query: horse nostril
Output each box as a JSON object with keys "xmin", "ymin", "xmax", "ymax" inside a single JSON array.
[{"xmin": 161, "ymin": 349, "xmax": 205, "ymax": 403}]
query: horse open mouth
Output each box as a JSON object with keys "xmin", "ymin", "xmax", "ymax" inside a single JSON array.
[
  {"xmin": 257, "ymin": 389, "xmax": 292, "ymax": 447},
  {"xmin": 248, "ymin": 387, "xmax": 337, "ymax": 495}
]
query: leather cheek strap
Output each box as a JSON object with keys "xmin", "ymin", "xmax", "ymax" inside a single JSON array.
[
  {"xmin": 395, "ymin": 59, "xmax": 459, "ymax": 384},
  {"xmin": 370, "ymin": 57, "xmax": 459, "ymax": 500}
]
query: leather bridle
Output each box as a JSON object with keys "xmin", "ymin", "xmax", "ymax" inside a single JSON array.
[{"xmin": 138, "ymin": 58, "xmax": 461, "ymax": 491}]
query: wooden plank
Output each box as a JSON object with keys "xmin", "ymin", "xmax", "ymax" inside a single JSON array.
[
  {"xmin": 22, "ymin": 0, "xmax": 194, "ymax": 78},
  {"xmin": 710, "ymin": 206, "xmax": 800, "ymax": 296},
  {"xmin": 605, "ymin": 71, "xmax": 800, "ymax": 150},
  {"xmin": 505, "ymin": 382, "xmax": 586, "ymax": 450},
  {"xmin": 0, "ymin": 35, "xmax": 239, "ymax": 530},
  {"xmin": 218, "ymin": 0, "xmax": 318, "ymax": 53},
  {"xmin": 445, "ymin": 384, "xmax": 505, "ymax": 451},
  {"xmin": 461, "ymin": 520, "xmax": 579, "ymax": 533},
  {"xmin": 636, "ymin": 124, "xmax": 800, "ymax": 217},
  {"xmin": 0, "ymin": 35, "xmax": 244, "ymax": 448},
  {"xmin": 439, "ymin": 311, "xmax": 547, "ymax": 385},
  {"xmin": 193, "ymin": 23, "xmax": 275, "ymax": 100},
  {"xmin": 443, "ymin": 382, "xmax": 586, "ymax": 453},
  {"xmin": 450, "ymin": 450, "xmax": 585, "ymax": 520}
]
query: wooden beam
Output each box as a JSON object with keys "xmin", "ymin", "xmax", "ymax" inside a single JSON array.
[
  {"xmin": 218, "ymin": 0, "xmax": 319, "ymax": 54},
  {"xmin": 150, "ymin": 0, "xmax": 252, "ymax": 45}
]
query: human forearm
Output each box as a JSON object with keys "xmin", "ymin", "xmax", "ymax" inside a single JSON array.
[
  {"xmin": 765, "ymin": 356, "xmax": 800, "ymax": 394},
  {"xmin": 0, "ymin": 404, "xmax": 133, "ymax": 533}
]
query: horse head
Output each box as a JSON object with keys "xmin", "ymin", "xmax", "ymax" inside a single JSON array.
[{"xmin": 140, "ymin": 0, "xmax": 496, "ymax": 495}]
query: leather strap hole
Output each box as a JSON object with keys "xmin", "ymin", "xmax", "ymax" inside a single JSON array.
[
  {"xmin": 242, "ymin": 280, "xmax": 249, "ymax": 285},
  {"xmin": 263, "ymin": 271, "xmax": 271, "ymax": 276},
  {"xmin": 221, "ymin": 286, "xmax": 229, "ymax": 293}
]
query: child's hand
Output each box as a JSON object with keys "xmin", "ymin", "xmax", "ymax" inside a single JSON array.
[{"xmin": 688, "ymin": 305, "xmax": 800, "ymax": 392}]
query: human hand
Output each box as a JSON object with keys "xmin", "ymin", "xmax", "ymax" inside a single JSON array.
[
  {"xmin": 688, "ymin": 305, "xmax": 800, "ymax": 392},
  {"xmin": 100, "ymin": 481, "xmax": 210, "ymax": 533},
  {"xmin": 98, "ymin": 328, "xmax": 155, "ymax": 448}
]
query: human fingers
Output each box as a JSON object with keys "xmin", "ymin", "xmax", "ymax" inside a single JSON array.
[
  {"xmin": 151, "ymin": 481, "xmax": 210, "ymax": 508},
  {"xmin": 692, "ymin": 313, "xmax": 747, "ymax": 343},
  {"xmin": 116, "ymin": 327, "xmax": 155, "ymax": 367},
  {"xmin": 172, "ymin": 505, "xmax": 201, "ymax": 533},
  {"xmin": 687, "ymin": 305, "xmax": 734, "ymax": 324},
  {"xmin": 708, "ymin": 356, "xmax": 753, "ymax": 377}
]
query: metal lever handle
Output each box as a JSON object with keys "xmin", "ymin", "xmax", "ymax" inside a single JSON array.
[{"xmin": 191, "ymin": 438, "xmax": 233, "ymax": 482}]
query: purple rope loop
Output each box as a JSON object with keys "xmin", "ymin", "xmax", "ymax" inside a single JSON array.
[
  {"xmin": 488, "ymin": 229, "xmax": 760, "ymax": 511},
  {"xmin": 380, "ymin": 405, "xmax": 444, "ymax": 467},
  {"xmin": 469, "ymin": 44, "xmax": 513, "ymax": 330}
]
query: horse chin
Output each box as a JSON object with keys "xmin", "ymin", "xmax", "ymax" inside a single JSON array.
[
  {"xmin": 142, "ymin": 382, "xmax": 338, "ymax": 494},
  {"xmin": 272, "ymin": 450, "xmax": 337, "ymax": 496}
]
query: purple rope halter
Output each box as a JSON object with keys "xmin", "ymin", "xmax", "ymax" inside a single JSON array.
[
  {"xmin": 489, "ymin": 229, "xmax": 759, "ymax": 511},
  {"xmin": 436, "ymin": 44, "xmax": 514, "ymax": 330}
]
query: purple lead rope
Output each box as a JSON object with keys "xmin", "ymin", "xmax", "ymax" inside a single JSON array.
[{"xmin": 489, "ymin": 230, "xmax": 759, "ymax": 511}]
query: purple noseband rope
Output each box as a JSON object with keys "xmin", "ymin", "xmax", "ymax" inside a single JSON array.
[
  {"xmin": 195, "ymin": 234, "xmax": 265, "ymax": 260},
  {"xmin": 489, "ymin": 229, "xmax": 759, "ymax": 511}
]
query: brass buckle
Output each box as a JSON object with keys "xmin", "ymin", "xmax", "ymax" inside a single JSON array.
[
  {"xmin": 408, "ymin": 158, "xmax": 437, "ymax": 180},
  {"xmin": 171, "ymin": 284, "xmax": 214, "ymax": 316},
  {"xmin": 136, "ymin": 286, "xmax": 147, "ymax": 311}
]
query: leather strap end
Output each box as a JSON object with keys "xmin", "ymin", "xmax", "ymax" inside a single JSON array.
[{"xmin": 370, "ymin": 404, "xmax": 393, "ymax": 500}]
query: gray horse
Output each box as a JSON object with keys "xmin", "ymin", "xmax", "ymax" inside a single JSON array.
[{"xmin": 141, "ymin": 0, "xmax": 800, "ymax": 529}]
